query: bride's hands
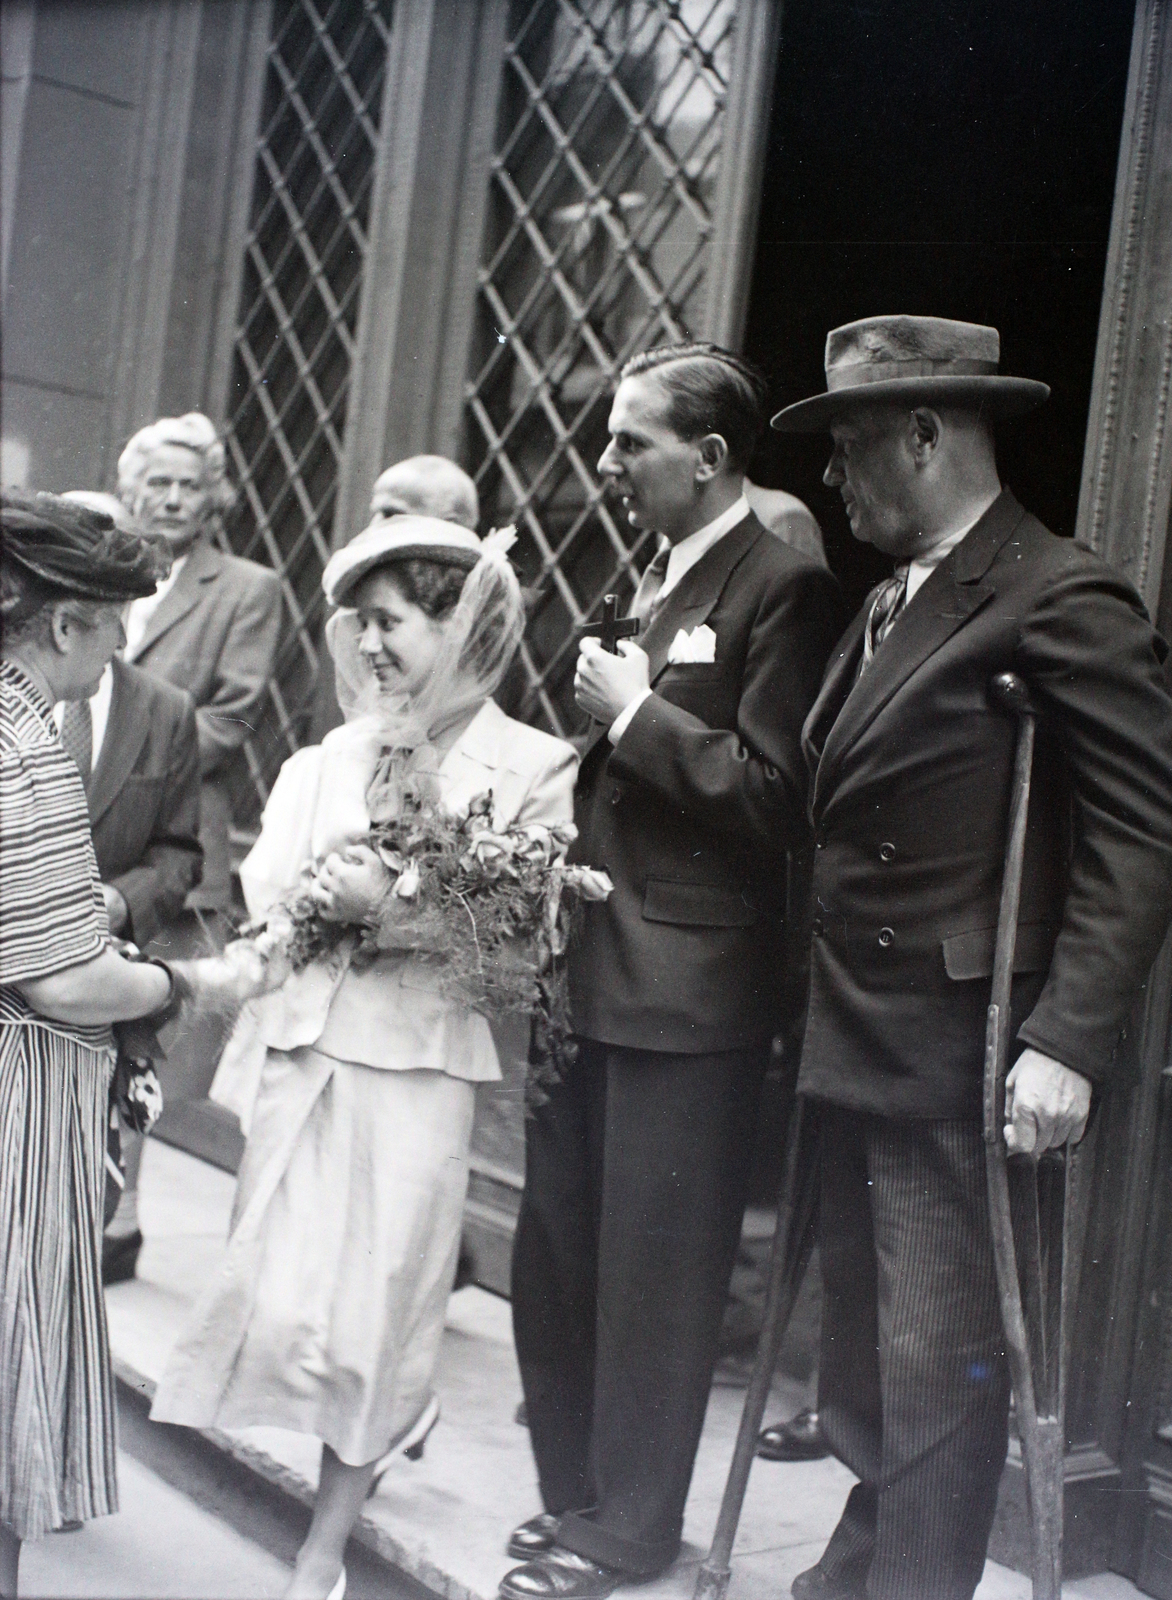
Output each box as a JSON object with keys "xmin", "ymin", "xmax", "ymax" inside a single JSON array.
[{"xmin": 309, "ymin": 844, "xmax": 391, "ymax": 924}]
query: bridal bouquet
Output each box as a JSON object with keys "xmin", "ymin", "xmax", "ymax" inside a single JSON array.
[{"xmin": 242, "ymin": 790, "xmax": 612, "ymax": 1094}]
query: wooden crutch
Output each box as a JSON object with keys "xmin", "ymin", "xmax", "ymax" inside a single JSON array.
[
  {"xmin": 985, "ymin": 670, "xmax": 1093, "ymax": 1599},
  {"xmin": 693, "ymin": 1082, "xmax": 820, "ymax": 1600}
]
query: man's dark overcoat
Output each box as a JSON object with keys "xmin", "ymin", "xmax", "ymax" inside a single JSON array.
[
  {"xmin": 800, "ymin": 489, "xmax": 1172, "ymax": 1113},
  {"xmin": 568, "ymin": 511, "xmax": 842, "ymax": 1053}
]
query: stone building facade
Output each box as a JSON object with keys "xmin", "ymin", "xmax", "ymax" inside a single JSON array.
[{"xmin": 3, "ymin": 0, "xmax": 1172, "ymax": 1582}]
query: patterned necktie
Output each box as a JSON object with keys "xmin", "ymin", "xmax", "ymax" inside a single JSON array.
[
  {"xmin": 859, "ymin": 567, "xmax": 909, "ymax": 676},
  {"xmin": 631, "ymin": 543, "xmax": 671, "ymax": 627},
  {"xmin": 59, "ymin": 698, "xmax": 93, "ymax": 790}
]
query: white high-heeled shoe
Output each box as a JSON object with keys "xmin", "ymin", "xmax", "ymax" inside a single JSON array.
[{"xmin": 365, "ymin": 1392, "xmax": 441, "ymax": 1498}]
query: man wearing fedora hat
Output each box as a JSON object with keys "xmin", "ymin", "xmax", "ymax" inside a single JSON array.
[{"xmin": 772, "ymin": 316, "xmax": 1172, "ymax": 1598}]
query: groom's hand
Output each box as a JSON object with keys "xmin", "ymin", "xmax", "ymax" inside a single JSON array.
[
  {"xmin": 575, "ymin": 637, "xmax": 650, "ymax": 724},
  {"xmin": 310, "ymin": 844, "xmax": 391, "ymax": 923}
]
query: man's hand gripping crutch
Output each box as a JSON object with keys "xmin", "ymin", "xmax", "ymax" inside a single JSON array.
[{"xmin": 985, "ymin": 671, "xmax": 1094, "ymax": 1600}]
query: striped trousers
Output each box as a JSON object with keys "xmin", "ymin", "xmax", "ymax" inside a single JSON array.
[{"xmin": 814, "ymin": 1105, "xmax": 1011, "ymax": 1600}]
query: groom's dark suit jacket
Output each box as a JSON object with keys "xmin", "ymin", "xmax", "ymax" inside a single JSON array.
[
  {"xmin": 568, "ymin": 510, "xmax": 844, "ymax": 1054},
  {"xmin": 88, "ymin": 656, "xmax": 202, "ymax": 947},
  {"xmin": 799, "ymin": 489, "xmax": 1172, "ymax": 1119}
]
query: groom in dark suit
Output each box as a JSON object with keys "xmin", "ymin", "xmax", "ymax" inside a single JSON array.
[
  {"xmin": 773, "ymin": 317, "xmax": 1172, "ymax": 1600},
  {"xmin": 504, "ymin": 344, "xmax": 843, "ymax": 1595}
]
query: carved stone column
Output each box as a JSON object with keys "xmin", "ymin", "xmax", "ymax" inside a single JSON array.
[{"xmin": 989, "ymin": 0, "xmax": 1172, "ymax": 1580}]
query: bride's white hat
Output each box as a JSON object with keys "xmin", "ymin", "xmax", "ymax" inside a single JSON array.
[{"xmin": 322, "ymin": 513, "xmax": 483, "ymax": 607}]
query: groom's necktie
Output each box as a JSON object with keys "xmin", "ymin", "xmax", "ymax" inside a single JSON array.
[
  {"xmin": 631, "ymin": 543, "xmax": 671, "ymax": 628},
  {"xmin": 59, "ymin": 698, "xmax": 93, "ymax": 792},
  {"xmin": 859, "ymin": 567, "xmax": 909, "ymax": 677}
]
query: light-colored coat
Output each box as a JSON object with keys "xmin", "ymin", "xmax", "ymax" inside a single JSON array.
[
  {"xmin": 310, "ymin": 698, "xmax": 578, "ymax": 1077},
  {"xmin": 211, "ymin": 698, "xmax": 577, "ymax": 1129},
  {"xmin": 156, "ymin": 699, "xmax": 577, "ymax": 1462}
]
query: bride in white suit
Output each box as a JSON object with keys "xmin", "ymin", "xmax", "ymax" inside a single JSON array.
[{"xmin": 152, "ymin": 515, "xmax": 577, "ymax": 1600}]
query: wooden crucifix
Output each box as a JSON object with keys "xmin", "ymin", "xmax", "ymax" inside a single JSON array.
[{"xmin": 579, "ymin": 593, "xmax": 640, "ymax": 654}]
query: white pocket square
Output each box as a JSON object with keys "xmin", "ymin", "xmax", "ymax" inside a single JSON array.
[{"xmin": 667, "ymin": 624, "xmax": 717, "ymax": 664}]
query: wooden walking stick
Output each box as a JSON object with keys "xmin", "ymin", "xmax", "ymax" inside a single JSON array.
[
  {"xmin": 693, "ymin": 1084, "xmax": 820, "ymax": 1600},
  {"xmin": 985, "ymin": 670, "xmax": 1093, "ymax": 1599}
]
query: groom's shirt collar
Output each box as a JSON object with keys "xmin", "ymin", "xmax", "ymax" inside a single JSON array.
[
  {"xmin": 658, "ymin": 493, "xmax": 750, "ymax": 603},
  {"xmin": 606, "ymin": 494, "xmax": 750, "ymax": 749}
]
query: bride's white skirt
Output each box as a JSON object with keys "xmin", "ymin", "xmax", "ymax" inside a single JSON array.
[{"xmin": 151, "ymin": 1046, "xmax": 476, "ymax": 1465}]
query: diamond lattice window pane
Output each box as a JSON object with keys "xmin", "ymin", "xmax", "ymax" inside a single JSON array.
[
  {"xmin": 220, "ymin": 0, "xmax": 395, "ymax": 830},
  {"xmin": 465, "ymin": 0, "xmax": 737, "ymax": 734}
]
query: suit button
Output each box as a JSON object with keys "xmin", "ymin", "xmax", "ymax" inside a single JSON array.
[
  {"xmin": 811, "ymin": 917, "xmax": 824, "ymax": 937},
  {"xmin": 879, "ymin": 842, "xmax": 896, "ymax": 862},
  {"xmin": 611, "ymin": 787, "xmax": 622, "ymax": 805},
  {"xmin": 878, "ymin": 927, "xmax": 894, "ymax": 948}
]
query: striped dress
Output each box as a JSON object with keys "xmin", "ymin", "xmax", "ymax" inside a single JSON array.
[{"xmin": 0, "ymin": 658, "xmax": 117, "ymax": 1541}]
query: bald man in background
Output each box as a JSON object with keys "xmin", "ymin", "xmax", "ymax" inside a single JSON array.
[
  {"xmin": 370, "ymin": 454, "xmax": 479, "ymax": 529},
  {"xmin": 313, "ymin": 456, "xmax": 484, "ymax": 757}
]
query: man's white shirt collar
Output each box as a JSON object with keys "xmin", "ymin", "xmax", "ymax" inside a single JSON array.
[
  {"xmin": 607, "ymin": 494, "xmax": 750, "ymax": 747},
  {"xmin": 658, "ymin": 493, "xmax": 751, "ymax": 602},
  {"xmin": 903, "ymin": 499, "xmax": 996, "ymax": 603}
]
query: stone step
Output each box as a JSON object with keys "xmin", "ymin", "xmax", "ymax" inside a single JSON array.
[{"xmin": 106, "ymin": 1140, "xmax": 1120, "ymax": 1600}]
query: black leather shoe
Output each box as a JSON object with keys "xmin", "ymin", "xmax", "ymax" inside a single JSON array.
[
  {"xmin": 790, "ymin": 1563, "xmax": 866, "ymax": 1599},
  {"xmin": 507, "ymin": 1512, "xmax": 560, "ymax": 1559},
  {"xmin": 499, "ymin": 1548, "xmax": 621, "ymax": 1600},
  {"xmin": 758, "ymin": 1408, "xmax": 831, "ymax": 1461},
  {"xmin": 101, "ymin": 1229, "xmax": 142, "ymax": 1286}
]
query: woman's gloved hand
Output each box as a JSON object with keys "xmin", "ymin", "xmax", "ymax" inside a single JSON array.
[{"xmin": 164, "ymin": 944, "xmax": 271, "ymax": 1015}]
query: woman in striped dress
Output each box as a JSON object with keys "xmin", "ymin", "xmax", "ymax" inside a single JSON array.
[{"xmin": 0, "ymin": 491, "xmax": 265, "ymax": 1598}]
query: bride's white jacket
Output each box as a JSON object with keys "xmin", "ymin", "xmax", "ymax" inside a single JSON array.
[{"xmin": 217, "ymin": 700, "xmax": 577, "ymax": 1115}]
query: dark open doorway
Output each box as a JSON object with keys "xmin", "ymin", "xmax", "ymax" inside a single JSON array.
[{"xmin": 742, "ymin": 0, "xmax": 1134, "ymax": 619}]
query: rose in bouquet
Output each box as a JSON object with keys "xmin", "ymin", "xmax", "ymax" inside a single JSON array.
[{"xmin": 242, "ymin": 790, "xmax": 612, "ymax": 1103}]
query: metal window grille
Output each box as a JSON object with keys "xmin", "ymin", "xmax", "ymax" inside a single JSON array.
[
  {"xmin": 464, "ymin": 0, "xmax": 738, "ymax": 735},
  {"xmin": 220, "ymin": 0, "xmax": 395, "ymax": 828}
]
